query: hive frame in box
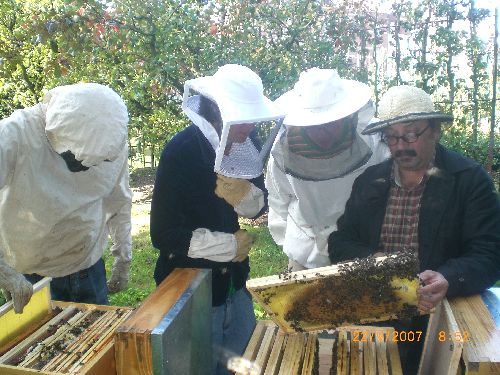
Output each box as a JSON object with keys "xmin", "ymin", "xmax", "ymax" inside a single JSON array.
[
  {"xmin": 0, "ymin": 278, "xmax": 132, "ymax": 375},
  {"xmin": 239, "ymin": 320, "xmax": 404, "ymax": 375},
  {"xmin": 419, "ymin": 288, "xmax": 500, "ymax": 375}
]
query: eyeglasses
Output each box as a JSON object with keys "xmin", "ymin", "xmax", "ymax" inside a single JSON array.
[{"xmin": 381, "ymin": 125, "xmax": 430, "ymax": 146}]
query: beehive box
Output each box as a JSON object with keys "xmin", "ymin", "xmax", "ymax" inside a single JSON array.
[
  {"xmin": 247, "ymin": 253, "xmax": 421, "ymax": 333},
  {"xmin": 239, "ymin": 321, "xmax": 403, "ymax": 375},
  {"xmin": 114, "ymin": 268, "xmax": 212, "ymax": 375},
  {"xmin": 0, "ymin": 278, "xmax": 132, "ymax": 375},
  {"xmin": 419, "ymin": 288, "xmax": 500, "ymax": 375}
]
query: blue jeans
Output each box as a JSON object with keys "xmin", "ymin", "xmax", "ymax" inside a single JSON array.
[
  {"xmin": 212, "ymin": 288, "xmax": 256, "ymax": 375},
  {"xmin": 24, "ymin": 258, "xmax": 109, "ymax": 305}
]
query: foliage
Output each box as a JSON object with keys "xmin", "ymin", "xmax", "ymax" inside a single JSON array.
[{"xmin": 0, "ymin": 0, "xmax": 497, "ymax": 169}]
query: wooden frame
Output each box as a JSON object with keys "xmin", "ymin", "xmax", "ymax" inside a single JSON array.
[
  {"xmin": 114, "ymin": 268, "xmax": 212, "ymax": 375},
  {"xmin": 240, "ymin": 321, "xmax": 403, "ymax": 374},
  {"xmin": 418, "ymin": 289, "xmax": 500, "ymax": 375},
  {"xmin": 0, "ymin": 299, "xmax": 132, "ymax": 375},
  {"xmin": 418, "ymin": 299, "xmax": 462, "ymax": 375},
  {"xmin": 247, "ymin": 255, "xmax": 420, "ymax": 333},
  {"xmin": 448, "ymin": 292, "xmax": 500, "ymax": 374}
]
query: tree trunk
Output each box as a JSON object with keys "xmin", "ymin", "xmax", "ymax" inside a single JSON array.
[{"xmin": 487, "ymin": 7, "xmax": 498, "ymax": 174}]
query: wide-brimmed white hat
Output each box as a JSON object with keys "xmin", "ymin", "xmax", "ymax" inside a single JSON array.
[
  {"xmin": 362, "ymin": 85, "xmax": 453, "ymax": 135},
  {"xmin": 275, "ymin": 68, "xmax": 372, "ymax": 127},
  {"xmin": 182, "ymin": 64, "xmax": 283, "ymax": 125}
]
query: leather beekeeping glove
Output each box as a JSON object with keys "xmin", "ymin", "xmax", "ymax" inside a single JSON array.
[
  {"xmin": 0, "ymin": 259, "xmax": 33, "ymax": 314},
  {"xmin": 215, "ymin": 174, "xmax": 251, "ymax": 208},
  {"xmin": 107, "ymin": 259, "xmax": 131, "ymax": 294},
  {"xmin": 233, "ymin": 229, "xmax": 254, "ymax": 262}
]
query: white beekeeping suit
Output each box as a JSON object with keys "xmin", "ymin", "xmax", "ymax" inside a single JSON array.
[
  {"xmin": 266, "ymin": 69, "xmax": 389, "ymax": 269},
  {"xmin": 0, "ymin": 83, "xmax": 132, "ymax": 312}
]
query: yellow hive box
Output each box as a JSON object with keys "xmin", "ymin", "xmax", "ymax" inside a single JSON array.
[{"xmin": 0, "ymin": 278, "xmax": 132, "ymax": 375}]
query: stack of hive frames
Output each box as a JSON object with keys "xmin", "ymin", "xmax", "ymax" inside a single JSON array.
[
  {"xmin": 238, "ymin": 321, "xmax": 403, "ymax": 375},
  {"xmin": 418, "ymin": 290, "xmax": 500, "ymax": 375},
  {"xmin": 239, "ymin": 321, "xmax": 402, "ymax": 375},
  {"xmin": 0, "ymin": 302, "xmax": 132, "ymax": 374},
  {"xmin": 247, "ymin": 252, "xmax": 421, "ymax": 333}
]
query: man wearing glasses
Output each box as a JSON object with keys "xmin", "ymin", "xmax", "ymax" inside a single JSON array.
[{"xmin": 328, "ymin": 85, "xmax": 500, "ymax": 375}]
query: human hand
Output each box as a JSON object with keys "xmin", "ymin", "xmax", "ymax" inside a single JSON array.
[
  {"xmin": 0, "ymin": 263, "xmax": 33, "ymax": 314},
  {"xmin": 107, "ymin": 259, "xmax": 130, "ymax": 293},
  {"xmin": 417, "ymin": 270, "xmax": 449, "ymax": 313},
  {"xmin": 215, "ymin": 174, "xmax": 251, "ymax": 207},
  {"xmin": 233, "ymin": 229, "xmax": 254, "ymax": 262}
]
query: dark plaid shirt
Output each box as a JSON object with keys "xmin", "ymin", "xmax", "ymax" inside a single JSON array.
[{"xmin": 378, "ymin": 166, "xmax": 430, "ymax": 254}]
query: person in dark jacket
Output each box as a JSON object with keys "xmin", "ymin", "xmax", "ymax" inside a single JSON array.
[
  {"xmin": 328, "ymin": 85, "xmax": 500, "ymax": 374},
  {"xmin": 150, "ymin": 64, "xmax": 284, "ymax": 375}
]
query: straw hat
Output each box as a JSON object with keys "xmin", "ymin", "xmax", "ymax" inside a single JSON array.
[
  {"xmin": 362, "ymin": 85, "xmax": 453, "ymax": 135},
  {"xmin": 274, "ymin": 68, "xmax": 372, "ymax": 127},
  {"xmin": 182, "ymin": 64, "xmax": 284, "ymax": 125}
]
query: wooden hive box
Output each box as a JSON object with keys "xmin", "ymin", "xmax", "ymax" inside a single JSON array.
[
  {"xmin": 239, "ymin": 320, "xmax": 403, "ymax": 375},
  {"xmin": 114, "ymin": 268, "xmax": 212, "ymax": 375},
  {"xmin": 419, "ymin": 288, "xmax": 500, "ymax": 375},
  {"xmin": 0, "ymin": 278, "xmax": 133, "ymax": 375},
  {"xmin": 247, "ymin": 253, "xmax": 421, "ymax": 333}
]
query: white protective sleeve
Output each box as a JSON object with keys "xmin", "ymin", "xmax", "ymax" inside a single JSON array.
[
  {"xmin": 188, "ymin": 228, "xmax": 237, "ymax": 262},
  {"xmin": 104, "ymin": 157, "xmax": 133, "ymax": 266},
  {"xmin": 104, "ymin": 157, "xmax": 132, "ymax": 294},
  {"xmin": 265, "ymin": 159, "xmax": 294, "ymax": 246},
  {"xmin": 233, "ymin": 183, "xmax": 265, "ymax": 218}
]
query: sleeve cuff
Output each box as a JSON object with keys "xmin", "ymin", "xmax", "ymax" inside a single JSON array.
[
  {"xmin": 234, "ymin": 183, "xmax": 265, "ymax": 218},
  {"xmin": 188, "ymin": 228, "xmax": 236, "ymax": 262}
]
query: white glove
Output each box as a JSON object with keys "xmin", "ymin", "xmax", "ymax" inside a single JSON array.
[
  {"xmin": 0, "ymin": 259, "xmax": 33, "ymax": 314},
  {"xmin": 107, "ymin": 259, "xmax": 130, "ymax": 294},
  {"xmin": 188, "ymin": 228, "xmax": 237, "ymax": 262}
]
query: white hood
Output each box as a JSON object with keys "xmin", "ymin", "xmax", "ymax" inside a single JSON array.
[{"xmin": 44, "ymin": 83, "xmax": 129, "ymax": 167}]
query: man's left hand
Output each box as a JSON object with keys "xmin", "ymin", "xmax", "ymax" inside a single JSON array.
[
  {"xmin": 107, "ymin": 259, "xmax": 130, "ymax": 294},
  {"xmin": 417, "ymin": 270, "xmax": 449, "ymax": 313}
]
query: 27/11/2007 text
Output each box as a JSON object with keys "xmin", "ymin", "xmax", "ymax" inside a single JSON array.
[{"xmin": 351, "ymin": 330, "xmax": 423, "ymax": 343}]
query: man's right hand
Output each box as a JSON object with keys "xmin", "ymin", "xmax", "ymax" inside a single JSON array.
[
  {"xmin": 0, "ymin": 262, "xmax": 33, "ymax": 314},
  {"xmin": 233, "ymin": 229, "xmax": 254, "ymax": 262}
]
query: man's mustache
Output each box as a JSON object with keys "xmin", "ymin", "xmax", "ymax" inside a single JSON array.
[{"xmin": 395, "ymin": 149, "xmax": 417, "ymax": 158}]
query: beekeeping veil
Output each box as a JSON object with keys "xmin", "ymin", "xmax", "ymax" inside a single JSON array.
[
  {"xmin": 182, "ymin": 64, "xmax": 285, "ymax": 179},
  {"xmin": 271, "ymin": 68, "xmax": 375, "ymax": 181},
  {"xmin": 44, "ymin": 83, "xmax": 128, "ymax": 167}
]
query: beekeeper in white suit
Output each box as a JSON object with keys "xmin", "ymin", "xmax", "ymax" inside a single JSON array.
[
  {"xmin": 0, "ymin": 83, "xmax": 132, "ymax": 313},
  {"xmin": 266, "ymin": 68, "xmax": 389, "ymax": 270}
]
